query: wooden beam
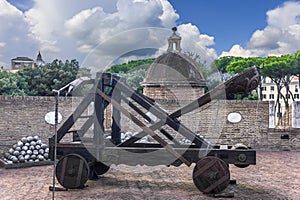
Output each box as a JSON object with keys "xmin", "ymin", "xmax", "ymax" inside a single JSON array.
[{"xmin": 97, "ymin": 88, "xmax": 191, "ymax": 166}]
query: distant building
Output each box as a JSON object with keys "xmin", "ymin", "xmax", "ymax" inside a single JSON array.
[
  {"xmin": 35, "ymin": 51, "xmax": 45, "ymax": 67},
  {"xmin": 11, "ymin": 56, "xmax": 35, "ymax": 70},
  {"xmin": 259, "ymin": 76, "xmax": 300, "ymax": 127},
  {"xmin": 10, "ymin": 51, "xmax": 46, "ymax": 72},
  {"xmin": 260, "ymin": 76, "xmax": 300, "ymax": 102}
]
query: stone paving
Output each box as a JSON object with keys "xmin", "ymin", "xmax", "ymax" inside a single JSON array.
[{"xmin": 0, "ymin": 151, "xmax": 299, "ymax": 200}]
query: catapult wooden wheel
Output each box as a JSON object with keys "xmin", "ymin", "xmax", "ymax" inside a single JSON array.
[
  {"xmin": 56, "ymin": 154, "xmax": 89, "ymax": 189},
  {"xmin": 193, "ymin": 156, "xmax": 230, "ymax": 194}
]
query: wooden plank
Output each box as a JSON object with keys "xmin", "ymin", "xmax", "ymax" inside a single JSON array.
[
  {"xmin": 114, "ymin": 79, "xmax": 207, "ymax": 148},
  {"xmin": 77, "ymin": 116, "xmax": 94, "ymax": 138},
  {"xmin": 193, "ymin": 159, "xmax": 218, "ymax": 178},
  {"xmin": 159, "ymin": 128, "xmax": 181, "ymax": 146},
  {"xmin": 0, "ymin": 158, "xmax": 53, "ymax": 169},
  {"xmin": 193, "ymin": 157, "xmax": 230, "ymax": 194},
  {"xmin": 94, "ymin": 78, "xmax": 105, "ymax": 161},
  {"xmin": 111, "ymin": 87, "xmax": 121, "ymax": 145},
  {"xmin": 55, "ymin": 92, "xmax": 95, "ymax": 142},
  {"xmin": 97, "ymin": 88, "xmax": 191, "ymax": 166},
  {"xmin": 120, "ymin": 95, "xmax": 152, "ymax": 123},
  {"xmin": 203, "ymin": 175, "xmax": 229, "ymax": 194},
  {"xmin": 56, "ymin": 154, "xmax": 89, "ymax": 189},
  {"xmin": 54, "ymin": 142, "xmax": 256, "ymax": 166}
]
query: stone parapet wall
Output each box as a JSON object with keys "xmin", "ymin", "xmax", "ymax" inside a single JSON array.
[
  {"xmin": 143, "ymin": 87, "xmax": 205, "ymax": 101},
  {"xmin": 0, "ymin": 96, "xmax": 74, "ymax": 151},
  {"xmin": 261, "ymin": 129, "xmax": 300, "ymax": 150},
  {"xmin": 0, "ymin": 96, "xmax": 299, "ymax": 151},
  {"xmin": 119, "ymin": 100, "xmax": 272, "ymax": 148}
]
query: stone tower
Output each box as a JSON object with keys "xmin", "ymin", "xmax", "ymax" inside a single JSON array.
[{"xmin": 36, "ymin": 51, "xmax": 45, "ymax": 66}]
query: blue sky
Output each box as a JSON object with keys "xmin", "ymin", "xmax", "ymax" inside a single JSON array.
[
  {"xmin": 7, "ymin": 0, "xmax": 34, "ymax": 11},
  {"xmin": 7, "ymin": 0, "xmax": 293, "ymax": 54},
  {"xmin": 169, "ymin": 0, "xmax": 295, "ymax": 54},
  {"xmin": 1, "ymin": 0, "xmax": 300, "ymax": 71}
]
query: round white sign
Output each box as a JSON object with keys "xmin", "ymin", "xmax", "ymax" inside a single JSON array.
[
  {"xmin": 227, "ymin": 112, "xmax": 242, "ymax": 123},
  {"xmin": 45, "ymin": 111, "xmax": 63, "ymax": 125}
]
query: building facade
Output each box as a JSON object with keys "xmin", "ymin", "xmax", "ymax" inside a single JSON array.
[
  {"xmin": 10, "ymin": 51, "xmax": 45, "ymax": 72},
  {"xmin": 259, "ymin": 76, "xmax": 300, "ymax": 127},
  {"xmin": 11, "ymin": 56, "xmax": 35, "ymax": 70}
]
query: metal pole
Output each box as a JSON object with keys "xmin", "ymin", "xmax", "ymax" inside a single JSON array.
[{"xmin": 52, "ymin": 91, "xmax": 59, "ymax": 200}]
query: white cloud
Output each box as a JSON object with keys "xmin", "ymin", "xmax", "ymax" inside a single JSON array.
[
  {"xmin": 159, "ymin": 0, "xmax": 179, "ymax": 27},
  {"xmin": 267, "ymin": 1, "xmax": 300, "ymax": 28},
  {"xmin": 0, "ymin": 1, "xmax": 37, "ymax": 67},
  {"xmin": 247, "ymin": 27, "xmax": 282, "ymax": 50},
  {"xmin": 221, "ymin": 1, "xmax": 300, "ymax": 58},
  {"xmin": 0, "ymin": 0, "xmax": 217, "ymax": 72},
  {"xmin": 178, "ymin": 23, "xmax": 217, "ymax": 63},
  {"xmin": 0, "ymin": 42, "xmax": 6, "ymax": 48},
  {"xmin": 64, "ymin": 0, "xmax": 178, "ymax": 49},
  {"xmin": 0, "ymin": 0, "xmax": 23, "ymax": 16},
  {"xmin": 63, "ymin": 0, "xmax": 217, "ymax": 72},
  {"xmin": 220, "ymin": 44, "xmax": 260, "ymax": 58},
  {"xmin": 21, "ymin": 0, "xmax": 182, "ymax": 69},
  {"xmin": 23, "ymin": 0, "xmax": 119, "ymax": 61}
]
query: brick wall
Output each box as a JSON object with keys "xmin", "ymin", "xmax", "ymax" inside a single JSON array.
[
  {"xmin": 117, "ymin": 99, "xmax": 300, "ymax": 150},
  {"xmin": 119, "ymin": 100, "xmax": 271, "ymax": 147},
  {"xmin": 143, "ymin": 86, "xmax": 205, "ymax": 101},
  {"xmin": 0, "ymin": 96, "xmax": 299, "ymax": 151},
  {"xmin": 0, "ymin": 96, "xmax": 74, "ymax": 151}
]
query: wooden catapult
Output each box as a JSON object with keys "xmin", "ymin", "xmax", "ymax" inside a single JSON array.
[{"xmin": 49, "ymin": 66, "xmax": 260, "ymax": 194}]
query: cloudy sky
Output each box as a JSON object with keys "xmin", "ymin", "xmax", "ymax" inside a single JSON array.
[{"xmin": 1, "ymin": 0, "xmax": 300, "ymax": 73}]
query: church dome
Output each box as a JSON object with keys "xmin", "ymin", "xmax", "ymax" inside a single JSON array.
[
  {"xmin": 142, "ymin": 27, "xmax": 206, "ymax": 88},
  {"xmin": 142, "ymin": 51, "xmax": 206, "ymax": 87},
  {"xmin": 142, "ymin": 27, "xmax": 207, "ymax": 101}
]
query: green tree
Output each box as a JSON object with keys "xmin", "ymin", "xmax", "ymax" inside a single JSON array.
[
  {"xmin": 213, "ymin": 56, "xmax": 244, "ymax": 73},
  {"xmin": 0, "ymin": 71, "xmax": 28, "ymax": 95},
  {"xmin": 294, "ymin": 50, "xmax": 300, "ymax": 84},
  {"xmin": 107, "ymin": 58, "xmax": 154, "ymax": 74},
  {"xmin": 107, "ymin": 58, "xmax": 154, "ymax": 92},
  {"xmin": 261, "ymin": 54, "xmax": 298, "ymax": 114},
  {"xmin": 222, "ymin": 52, "xmax": 299, "ymax": 114},
  {"xmin": 77, "ymin": 67, "xmax": 92, "ymax": 78},
  {"xmin": 226, "ymin": 57, "xmax": 264, "ymax": 74},
  {"xmin": 18, "ymin": 59, "xmax": 84, "ymax": 96}
]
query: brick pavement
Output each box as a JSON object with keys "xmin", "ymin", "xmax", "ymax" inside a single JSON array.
[{"xmin": 0, "ymin": 151, "xmax": 299, "ymax": 200}]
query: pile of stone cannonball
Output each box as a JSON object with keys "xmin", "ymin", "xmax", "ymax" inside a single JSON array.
[{"xmin": 2, "ymin": 136, "xmax": 50, "ymax": 163}]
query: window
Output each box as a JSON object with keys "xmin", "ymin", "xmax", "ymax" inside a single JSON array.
[
  {"xmin": 262, "ymin": 77, "xmax": 266, "ymax": 83},
  {"xmin": 262, "ymin": 94, "xmax": 266, "ymax": 99},
  {"xmin": 295, "ymin": 85, "xmax": 299, "ymax": 92},
  {"xmin": 261, "ymin": 87, "xmax": 266, "ymax": 91},
  {"xmin": 270, "ymin": 86, "xmax": 275, "ymax": 91},
  {"xmin": 286, "ymin": 94, "xmax": 290, "ymax": 99},
  {"xmin": 294, "ymin": 94, "xmax": 299, "ymax": 99},
  {"xmin": 269, "ymin": 94, "xmax": 275, "ymax": 99}
]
